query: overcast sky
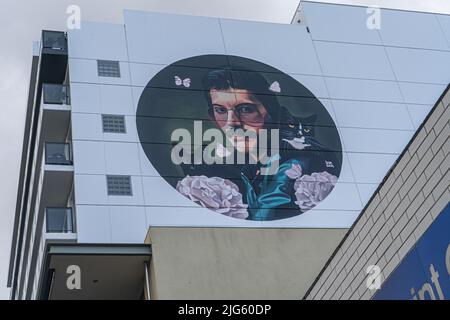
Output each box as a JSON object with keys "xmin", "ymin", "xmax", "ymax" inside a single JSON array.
[{"xmin": 1, "ymin": 0, "xmax": 449, "ymax": 300}]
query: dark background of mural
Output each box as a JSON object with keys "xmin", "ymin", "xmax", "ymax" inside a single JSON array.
[
  {"xmin": 136, "ymin": 55, "xmax": 343, "ymax": 220},
  {"xmin": 137, "ymin": 55, "xmax": 342, "ymax": 177}
]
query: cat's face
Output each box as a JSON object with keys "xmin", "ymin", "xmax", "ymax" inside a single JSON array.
[
  {"xmin": 296, "ymin": 118, "xmax": 315, "ymax": 137},
  {"xmin": 280, "ymin": 107, "xmax": 317, "ymax": 139}
]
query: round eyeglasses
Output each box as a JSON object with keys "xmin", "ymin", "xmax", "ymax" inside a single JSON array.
[{"xmin": 212, "ymin": 103, "xmax": 265, "ymax": 125}]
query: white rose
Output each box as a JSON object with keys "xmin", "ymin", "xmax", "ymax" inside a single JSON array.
[
  {"xmin": 177, "ymin": 176, "xmax": 249, "ymax": 219},
  {"xmin": 293, "ymin": 171, "xmax": 338, "ymax": 212}
]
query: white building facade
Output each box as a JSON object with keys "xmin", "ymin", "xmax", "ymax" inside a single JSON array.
[{"xmin": 8, "ymin": 1, "xmax": 450, "ymax": 300}]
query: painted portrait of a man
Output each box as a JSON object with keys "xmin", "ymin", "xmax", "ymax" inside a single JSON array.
[{"xmin": 137, "ymin": 55, "xmax": 343, "ymax": 221}]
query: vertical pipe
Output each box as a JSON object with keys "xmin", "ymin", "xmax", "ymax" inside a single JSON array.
[{"xmin": 144, "ymin": 261, "xmax": 151, "ymax": 300}]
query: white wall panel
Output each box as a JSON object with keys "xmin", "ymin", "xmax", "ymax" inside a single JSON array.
[
  {"xmin": 104, "ymin": 142, "xmax": 141, "ymax": 176},
  {"xmin": 142, "ymin": 176, "xmax": 194, "ymax": 207},
  {"xmin": 340, "ymin": 128, "xmax": 413, "ymax": 154},
  {"xmin": 303, "ymin": 2, "xmax": 382, "ymax": 44},
  {"xmin": 124, "ymin": 10, "xmax": 225, "ymax": 65},
  {"xmin": 76, "ymin": 206, "xmax": 112, "ymax": 243},
  {"xmin": 290, "ymin": 74, "xmax": 329, "ymax": 99},
  {"xmin": 437, "ymin": 14, "xmax": 450, "ymax": 46},
  {"xmin": 221, "ymin": 18, "xmax": 321, "ymax": 75},
  {"xmin": 337, "ymin": 152, "xmax": 356, "ymax": 184},
  {"xmin": 137, "ymin": 144, "xmax": 160, "ymax": 177},
  {"xmin": 73, "ymin": 141, "xmax": 105, "ymax": 175},
  {"xmin": 407, "ymin": 105, "xmax": 432, "ymax": 130},
  {"xmin": 74, "ymin": 174, "xmax": 108, "ymax": 205},
  {"xmin": 110, "ymin": 206, "xmax": 148, "ymax": 243},
  {"xmin": 69, "ymin": 58, "xmax": 98, "ymax": 84},
  {"xmin": 348, "ymin": 153, "xmax": 398, "ymax": 183},
  {"xmin": 315, "ymin": 42, "xmax": 395, "ymax": 80},
  {"xmin": 71, "ymin": 113, "xmax": 103, "ymax": 141},
  {"xmin": 325, "ymin": 77, "xmax": 404, "ymax": 103},
  {"xmin": 333, "ymin": 100, "xmax": 414, "ymax": 130},
  {"xmin": 99, "ymin": 85, "xmax": 134, "ymax": 116},
  {"xmin": 129, "ymin": 63, "xmax": 166, "ymax": 87},
  {"xmin": 131, "ymin": 86, "xmax": 144, "ymax": 113},
  {"xmin": 398, "ymin": 82, "xmax": 447, "ymax": 105},
  {"xmin": 68, "ymin": 21, "xmax": 128, "ymax": 61},
  {"xmin": 356, "ymin": 184, "xmax": 378, "ymax": 204},
  {"xmin": 378, "ymin": 9, "xmax": 449, "ymax": 50},
  {"xmin": 70, "ymin": 83, "xmax": 101, "ymax": 114},
  {"xmin": 145, "ymin": 206, "xmax": 262, "ymax": 228},
  {"xmin": 387, "ymin": 47, "xmax": 450, "ymax": 84},
  {"xmin": 263, "ymin": 210, "xmax": 360, "ymax": 229},
  {"xmin": 313, "ymin": 183, "xmax": 363, "ymax": 211}
]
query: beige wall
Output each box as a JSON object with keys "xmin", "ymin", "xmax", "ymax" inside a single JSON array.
[
  {"xmin": 306, "ymin": 85, "xmax": 450, "ymax": 300},
  {"xmin": 145, "ymin": 227, "xmax": 347, "ymax": 300}
]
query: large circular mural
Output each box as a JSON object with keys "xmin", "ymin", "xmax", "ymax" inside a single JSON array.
[{"xmin": 137, "ymin": 55, "xmax": 342, "ymax": 221}]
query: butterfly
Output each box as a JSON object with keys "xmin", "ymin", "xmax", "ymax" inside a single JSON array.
[
  {"xmin": 269, "ymin": 81, "xmax": 281, "ymax": 93},
  {"xmin": 174, "ymin": 76, "xmax": 191, "ymax": 88}
]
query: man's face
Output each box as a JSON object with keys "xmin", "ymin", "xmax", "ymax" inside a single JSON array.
[{"xmin": 210, "ymin": 88, "xmax": 268, "ymax": 153}]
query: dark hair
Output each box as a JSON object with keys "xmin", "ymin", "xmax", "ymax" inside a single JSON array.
[{"xmin": 202, "ymin": 68, "xmax": 280, "ymax": 124}]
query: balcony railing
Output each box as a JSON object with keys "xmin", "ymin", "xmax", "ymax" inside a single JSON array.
[
  {"xmin": 46, "ymin": 208, "xmax": 74, "ymax": 233},
  {"xmin": 42, "ymin": 31, "xmax": 67, "ymax": 52},
  {"xmin": 45, "ymin": 143, "xmax": 72, "ymax": 165},
  {"xmin": 43, "ymin": 84, "xmax": 70, "ymax": 105}
]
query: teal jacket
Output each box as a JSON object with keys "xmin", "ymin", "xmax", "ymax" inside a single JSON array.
[{"xmin": 240, "ymin": 156, "xmax": 303, "ymax": 221}]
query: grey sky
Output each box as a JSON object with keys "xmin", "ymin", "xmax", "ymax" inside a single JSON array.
[{"xmin": 0, "ymin": 0, "xmax": 449, "ymax": 300}]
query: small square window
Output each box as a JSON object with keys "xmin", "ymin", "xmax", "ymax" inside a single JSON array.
[
  {"xmin": 102, "ymin": 115, "xmax": 126, "ymax": 133},
  {"xmin": 107, "ymin": 176, "xmax": 132, "ymax": 196},
  {"xmin": 97, "ymin": 60, "xmax": 121, "ymax": 78}
]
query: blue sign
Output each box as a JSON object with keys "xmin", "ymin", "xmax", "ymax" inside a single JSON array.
[{"xmin": 373, "ymin": 203, "xmax": 450, "ymax": 300}]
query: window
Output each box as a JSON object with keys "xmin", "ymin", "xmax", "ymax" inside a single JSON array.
[
  {"xmin": 107, "ymin": 175, "xmax": 132, "ymax": 196},
  {"xmin": 97, "ymin": 60, "xmax": 121, "ymax": 77},
  {"xmin": 42, "ymin": 30, "xmax": 67, "ymax": 51},
  {"xmin": 46, "ymin": 208, "xmax": 74, "ymax": 233},
  {"xmin": 45, "ymin": 143, "xmax": 72, "ymax": 165},
  {"xmin": 43, "ymin": 84, "xmax": 70, "ymax": 105},
  {"xmin": 102, "ymin": 115, "xmax": 126, "ymax": 133}
]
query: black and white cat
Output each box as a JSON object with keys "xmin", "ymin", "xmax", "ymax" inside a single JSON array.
[{"xmin": 280, "ymin": 107, "xmax": 327, "ymax": 151}]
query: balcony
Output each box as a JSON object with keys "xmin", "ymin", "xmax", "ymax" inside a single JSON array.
[
  {"xmin": 45, "ymin": 143, "xmax": 72, "ymax": 166},
  {"xmin": 45, "ymin": 208, "xmax": 74, "ymax": 233},
  {"xmin": 39, "ymin": 244, "xmax": 151, "ymax": 300},
  {"xmin": 39, "ymin": 84, "xmax": 71, "ymax": 147},
  {"xmin": 39, "ymin": 31, "xmax": 68, "ymax": 85},
  {"xmin": 41, "ymin": 30, "xmax": 67, "ymax": 55},
  {"xmin": 43, "ymin": 84, "xmax": 70, "ymax": 105}
]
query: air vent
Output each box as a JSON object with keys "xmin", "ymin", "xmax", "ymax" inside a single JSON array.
[
  {"xmin": 102, "ymin": 115, "xmax": 126, "ymax": 133},
  {"xmin": 97, "ymin": 60, "xmax": 121, "ymax": 78},
  {"xmin": 107, "ymin": 176, "xmax": 132, "ymax": 196}
]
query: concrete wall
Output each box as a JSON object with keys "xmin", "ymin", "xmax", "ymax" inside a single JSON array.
[
  {"xmin": 145, "ymin": 228, "xmax": 347, "ymax": 299},
  {"xmin": 306, "ymin": 85, "xmax": 450, "ymax": 300}
]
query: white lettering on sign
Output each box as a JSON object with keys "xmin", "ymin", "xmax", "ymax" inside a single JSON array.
[
  {"xmin": 366, "ymin": 265, "xmax": 382, "ymax": 290},
  {"xmin": 409, "ymin": 243, "xmax": 450, "ymax": 300},
  {"xmin": 66, "ymin": 265, "xmax": 81, "ymax": 290}
]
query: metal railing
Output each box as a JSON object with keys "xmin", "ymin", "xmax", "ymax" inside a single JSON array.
[
  {"xmin": 45, "ymin": 208, "xmax": 74, "ymax": 233},
  {"xmin": 42, "ymin": 31, "xmax": 67, "ymax": 52},
  {"xmin": 42, "ymin": 84, "xmax": 70, "ymax": 105},
  {"xmin": 45, "ymin": 143, "xmax": 72, "ymax": 165}
]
